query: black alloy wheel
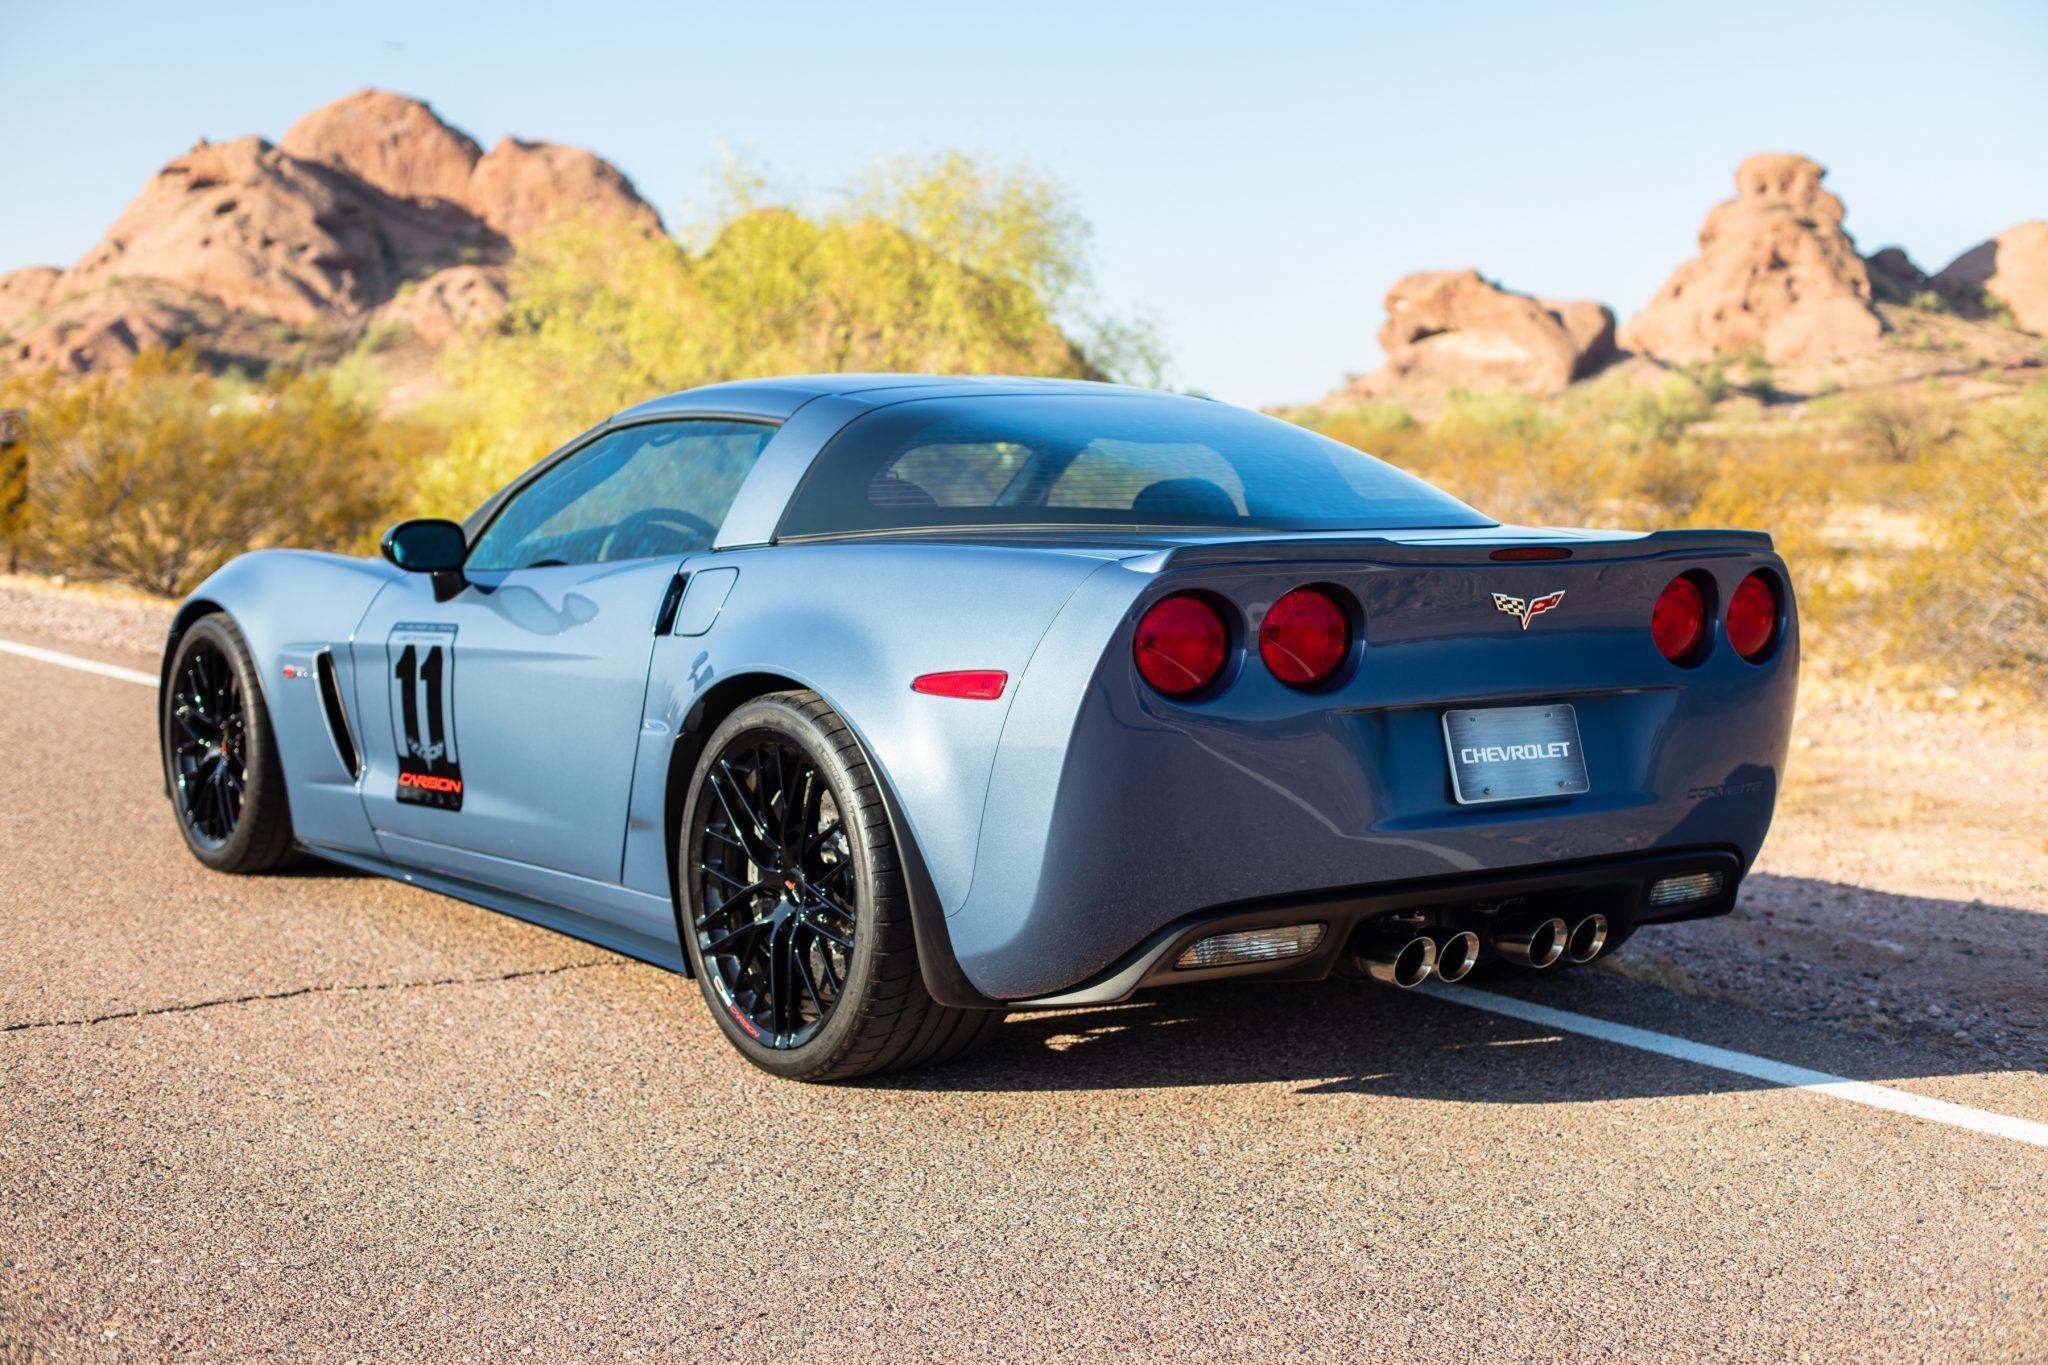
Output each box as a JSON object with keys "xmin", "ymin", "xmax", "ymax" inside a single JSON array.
[
  {"xmin": 161, "ymin": 613, "xmax": 296, "ymax": 873},
  {"xmin": 169, "ymin": 638, "xmax": 248, "ymax": 846},
  {"xmin": 693, "ymin": 733, "xmax": 859, "ymax": 1050},
  {"xmin": 678, "ymin": 691, "xmax": 1003, "ymax": 1081}
]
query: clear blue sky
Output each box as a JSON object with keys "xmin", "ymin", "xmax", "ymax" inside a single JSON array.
[{"xmin": 4, "ymin": 1, "xmax": 2043, "ymax": 405}]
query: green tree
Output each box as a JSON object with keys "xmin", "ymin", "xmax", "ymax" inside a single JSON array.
[{"xmin": 425, "ymin": 155, "xmax": 1161, "ymax": 515}]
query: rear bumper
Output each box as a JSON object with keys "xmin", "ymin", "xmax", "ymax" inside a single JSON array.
[{"xmin": 1007, "ymin": 846, "xmax": 1743, "ymax": 1008}]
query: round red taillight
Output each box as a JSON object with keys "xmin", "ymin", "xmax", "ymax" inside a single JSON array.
[
  {"xmin": 1727, "ymin": 573, "xmax": 1779, "ymax": 661},
  {"xmin": 1134, "ymin": 594, "xmax": 1229, "ymax": 697},
  {"xmin": 1652, "ymin": 575, "xmax": 1706, "ymax": 663},
  {"xmin": 1260, "ymin": 588, "xmax": 1350, "ymax": 687}
]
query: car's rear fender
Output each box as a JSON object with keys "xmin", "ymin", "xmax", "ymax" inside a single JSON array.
[
  {"xmin": 952, "ymin": 533, "xmax": 1799, "ymax": 999},
  {"xmin": 628, "ymin": 541, "xmax": 1124, "ymax": 922}
]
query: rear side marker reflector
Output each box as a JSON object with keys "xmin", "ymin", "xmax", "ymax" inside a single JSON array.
[
  {"xmin": 911, "ymin": 670, "xmax": 1008, "ymax": 700},
  {"xmin": 1648, "ymin": 870, "xmax": 1724, "ymax": 906},
  {"xmin": 1490, "ymin": 546, "xmax": 1572, "ymax": 561},
  {"xmin": 1175, "ymin": 923, "xmax": 1326, "ymax": 970}
]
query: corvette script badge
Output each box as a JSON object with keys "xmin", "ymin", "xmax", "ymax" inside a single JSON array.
[{"xmin": 1493, "ymin": 590, "xmax": 1565, "ymax": 630}]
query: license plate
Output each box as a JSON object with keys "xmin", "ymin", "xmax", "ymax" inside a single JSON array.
[{"xmin": 1442, "ymin": 705, "xmax": 1588, "ymax": 805}]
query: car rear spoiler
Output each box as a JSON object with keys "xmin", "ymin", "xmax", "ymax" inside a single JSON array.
[{"xmin": 1150, "ymin": 527, "xmax": 1776, "ymax": 570}]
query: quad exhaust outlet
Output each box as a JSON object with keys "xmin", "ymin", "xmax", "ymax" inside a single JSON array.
[
  {"xmin": 1352, "ymin": 932, "xmax": 1438, "ymax": 989},
  {"xmin": 1492, "ymin": 916, "xmax": 1569, "ymax": 969},
  {"xmin": 1566, "ymin": 913, "xmax": 1610, "ymax": 964},
  {"xmin": 1432, "ymin": 930, "xmax": 1481, "ymax": 984}
]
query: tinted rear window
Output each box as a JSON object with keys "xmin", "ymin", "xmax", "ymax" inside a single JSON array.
[{"xmin": 776, "ymin": 393, "xmax": 1491, "ymax": 537}]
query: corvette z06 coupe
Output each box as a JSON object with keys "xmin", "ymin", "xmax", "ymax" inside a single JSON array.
[{"xmin": 161, "ymin": 375, "xmax": 1796, "ymax": 1080}]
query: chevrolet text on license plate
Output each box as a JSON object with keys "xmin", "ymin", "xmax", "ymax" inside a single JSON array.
[{"xmin": 1442, "ymin": 704, "xmax": 1589, "ymax": 805}]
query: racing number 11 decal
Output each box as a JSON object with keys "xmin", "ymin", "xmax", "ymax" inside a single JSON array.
[{"xmin": 389, "ymin": 623, "xmax": 463, "ymax": 810}]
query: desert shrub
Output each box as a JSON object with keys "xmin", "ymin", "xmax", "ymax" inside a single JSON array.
[
  {"xmin": 0, "ymin": 348, "xmax": 421, "ymax": 596},
  {"xmin": 426, "ymin": 154, "xmax": 1161, "ymax": 516},
  {"xmin": 1889, "ymin": 382, "xmax": 2048, "ymax": 694},
  {"xmin": 1844, "ymin": 389, "xmax": 1959, "ymax": 463}
]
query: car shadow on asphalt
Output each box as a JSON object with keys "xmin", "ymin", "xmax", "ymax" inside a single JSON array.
[{"xmin": 871, "ymin": 954, "xmax": 2042, "ymax": 1102}]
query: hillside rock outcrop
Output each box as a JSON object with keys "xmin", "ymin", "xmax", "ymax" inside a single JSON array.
[
  {"xmin": 1937, "ymin": 221, "xmax": 2048, "ymax": 335},
  {"xmin": 373, "ymin": 264, "xmax": 511, "ymax": 347},
  {"xmin": 1865, "ymin": 246, "xmax": 1935, "ymax": 305},
  {"xmin": 1621, "ymin": 154, "xmax": 1883, "ymax": 366},
  {"xmin": 467, "ymin": 138, "xmax": 663, "ymax": 245},
  {"xmin": 60, "ymin": 135, "xmax": 501, "ymax": 327},
  {"xmin": 0, "ymin": 267, "xmax": 59, "ymax": 336},
  {"xmin": 4, "ymin": 90, "xmax": 662, "ymax": 379},
  {"xmin": 282, "ymin": 90, "xmax": 662, "ymax": 247},
  {"xmin": 1336, "ymin": 269, "xmax": 1615, "ymax": 404}
]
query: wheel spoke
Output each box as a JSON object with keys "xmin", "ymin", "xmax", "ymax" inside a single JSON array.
[
  {"xmin": 700, "ymin": 863, "xmax": 769, "ymax": 897},
  {"xmin": 711, "ymin": 763, "xmax": 771, "ymax": 858},
  {"xmin": 702, "ymin": 917, "xmax": 770, "ymax": 955},
  {"xmin": 806, "ymin": 919, "xmax": 854, "ymax": 951},
  {"xmin": 794, "ymin": 943, "xmax": 825, "ymax": 1019}
]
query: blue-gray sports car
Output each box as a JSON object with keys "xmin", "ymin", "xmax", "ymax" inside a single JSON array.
[{"xmin": 160, "ymin": 375, "xmax": 1797, "ymax": 1079}]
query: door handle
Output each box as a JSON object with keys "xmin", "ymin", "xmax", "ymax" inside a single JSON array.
[{"xmin": 653, "ymin": 572, "xmax": 690, "ymax": 635}]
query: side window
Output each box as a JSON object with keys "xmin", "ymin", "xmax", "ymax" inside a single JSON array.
[{"xmin": 466, "ymin": 420, "xmax": 775, "ymax": 571}]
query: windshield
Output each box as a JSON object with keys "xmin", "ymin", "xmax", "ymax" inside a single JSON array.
[{"xmin": 775, "ymin": 393, "xmax": 1491, "ymax": 537}]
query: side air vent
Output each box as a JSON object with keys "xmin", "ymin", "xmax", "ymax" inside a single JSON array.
[{"xmin": 314, "ymin": 649, "xmax": 361, "ymax": 780}]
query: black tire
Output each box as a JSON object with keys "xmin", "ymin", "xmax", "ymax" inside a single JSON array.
[
  {"xmin": 162, "ymin": 613, "xmax": 297, "ymax": 873},
  {"xmin": 677, "ymin": 690, "xmax": 1003, "ymax": 1081}
]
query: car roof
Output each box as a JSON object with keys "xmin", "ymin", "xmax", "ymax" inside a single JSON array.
[{"xmin": 611, "ymin": 374, "xmax": 1160, "ymax": 423}]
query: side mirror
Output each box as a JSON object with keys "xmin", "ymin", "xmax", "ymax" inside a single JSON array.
[{"xmin": 380, "ymin": 519, "xmax": 467, "ymax": 574}]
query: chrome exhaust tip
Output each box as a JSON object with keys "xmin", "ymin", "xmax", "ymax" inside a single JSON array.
[
  {"xmin": 1493, "ymin": 917, "xmax": 1568, "ymax": 969},
  {"xmin": 1566, "ymin": 913, "xmax": 1610, "ymax": 964},
  {"xmin": 1355, "ymin": 933, "xmax": 1438, "ymax": 989},
  {"xmin": 1432, "ymin": 931, "xmax": 1481, "ymax": 984}
]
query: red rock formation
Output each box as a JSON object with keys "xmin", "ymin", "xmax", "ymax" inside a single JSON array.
[
  {"xmin": 1337, "ymin": 269, "xmax": 1616, "ymax": 403},
  {"xmin": 279, "ymin": 88, "xmax": 483, "ymax": 206},
  {"xmin": 1937, "ymin": 221, "xmax": 2048, "ymax": 335},
  {"xmin": 60, "ymin": 136, "xmax": 499, "ymax": 326},
  {"xmin": 1621, "ymin": 154, "xmax": 1883, "ymax": 366},
  {"xmin": 466, "ymin": 138, "xmax": 664, "ymax": 245},
  {"xmin": 3, "ymin": 90, "xmax": 662, "ymax": 377}
]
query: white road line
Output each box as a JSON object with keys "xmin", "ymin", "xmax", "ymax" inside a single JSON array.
[
  {"xmin": 0, "ymin": 637, "xmax": 157, "ymax": 688},
  {"xmin": 1428, "ymin": 983, "xmax": 2048, "ymax": 1150}
]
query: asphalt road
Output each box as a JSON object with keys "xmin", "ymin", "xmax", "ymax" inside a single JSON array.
[{"xmin": 2, "ymin": 631, "xmax": 2044, "ymax": 1361}]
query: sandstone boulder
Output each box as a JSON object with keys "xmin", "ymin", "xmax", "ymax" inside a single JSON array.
[
  {"xmin": 1340, "ymin": 269, "xmax": 1616, "ymax": 402},
  {"xmin": 280, "ymin": 89, "xmax": 483, "ymax": 206},
  {"xmin": 374, "ymin": 264, "xmax": 510, "ymax": 346},
  {"xmin": 1621, "ymin": 153, "xmax": 1883, "ymax": 366},
  {"xmin": 1937, "ymin": 221, "xmax": 2048, "ymax": 334},
  {"xmin": 466, "ymin": 138, "xmax": 664, "ymax": 245}
]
